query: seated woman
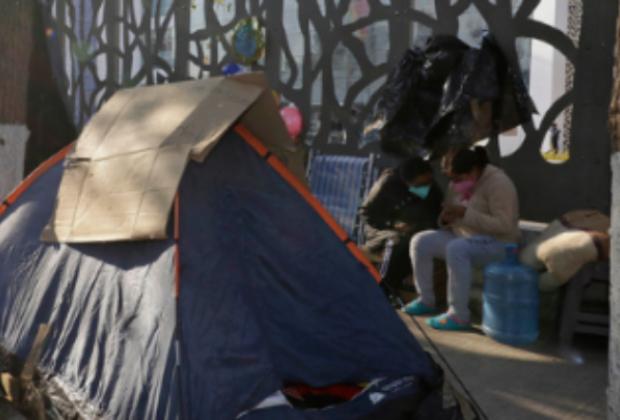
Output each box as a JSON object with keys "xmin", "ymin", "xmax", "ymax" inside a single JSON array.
[
  {"xmin": 403, "ymin": 147, "xmax": 520, "ymax": 330},
  {"xmin": 360, "ymin": 157, "xmax": 443, "ymax": 292}
]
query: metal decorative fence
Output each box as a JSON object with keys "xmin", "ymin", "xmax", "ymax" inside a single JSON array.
[
  {"xmin": 41, "ymin": 1, "xmax": 573, "ymax": 150},
  {"xmin": 40, "ymin": 0, "xmax": 617, "ymax": 219}
]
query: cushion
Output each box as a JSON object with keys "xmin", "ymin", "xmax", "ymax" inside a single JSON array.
[
  {"xmin": 536, "ymin": 230, "xmax": 598, "ymax": 284},
  {"xmin": 519, "ymin": 220, "xmax": 568, "ymax": 269}
]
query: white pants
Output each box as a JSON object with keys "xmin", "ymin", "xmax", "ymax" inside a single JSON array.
[{"xmin": 409, "ymin": 229, "xmax": 505, "ymax": 322}]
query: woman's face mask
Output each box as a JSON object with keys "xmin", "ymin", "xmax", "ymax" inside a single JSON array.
[
  {"xmin": 408, "ymin": 185, "xmax": 431, "ymax": 199},
  {"xmin": 452, "ymin": 179, "xmax": 476, "ymax": 199}
]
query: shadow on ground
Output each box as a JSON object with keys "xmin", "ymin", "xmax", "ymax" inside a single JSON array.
[{"xmin": 400, "ymin": 312, "xmax": 607, "ymax": 420}]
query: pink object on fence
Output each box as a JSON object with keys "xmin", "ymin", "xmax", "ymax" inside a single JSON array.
[{"xmin": 280, "ymin": 106, "xmax": 303, "ymax": 140}]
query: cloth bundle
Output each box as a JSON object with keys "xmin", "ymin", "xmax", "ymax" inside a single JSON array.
[{"xmin": 520, "ymin": 210, "xmax": 610, "ymax": 290}]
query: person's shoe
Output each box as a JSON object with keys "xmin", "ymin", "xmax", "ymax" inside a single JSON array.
[
  {"xmin": 426, "ymin": 313, "xmax": 471, "ymax": 331},
  {"xmin": 402, "ymin": 298, "xmax": 437, "ymax": 316}
]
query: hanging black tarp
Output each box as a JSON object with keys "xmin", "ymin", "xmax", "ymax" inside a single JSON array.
[{"xmin": 366, "ymin": 34, "xmax": 536, "ymax": 158}]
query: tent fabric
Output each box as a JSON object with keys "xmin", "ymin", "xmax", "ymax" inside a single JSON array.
[
  {"xmin": 240, "ymin": 375, "xmax": 463, "ymax": 420},
  {"xmin": 0, "ymin": 142, "xmax": 73, "ymax": 216},
  {"xmin": 0, "ymin": 160, "xmax": 179, "ymax": 419},
  {"xmin": 177, "ymin": 130, "xmax": 434, "ymax": 418},
  {"xmin": 42, "ymin": 74, "xmax": 307, "ymax": 244},
  {"xmin": 236, "ymin": 125, "xmax": 380, "ymax": 281},
  {"xmin": 0, "ymin": 127, "xmax": 438, "ymax": 419}
]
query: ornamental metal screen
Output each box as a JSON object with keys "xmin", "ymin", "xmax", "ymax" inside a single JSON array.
[{"xmin": 41, "ymin": 0, "xmax": 617, "ymax": 219}]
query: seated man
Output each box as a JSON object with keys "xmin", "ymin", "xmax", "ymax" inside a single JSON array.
[{"xmin": 360, "ymin": 157, "xmax": 443, "ymax": 292}]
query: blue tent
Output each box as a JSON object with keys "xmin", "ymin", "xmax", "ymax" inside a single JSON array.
[{"xmin": 0, "ymin": 127, "xmax": 460, "ymax": 419}]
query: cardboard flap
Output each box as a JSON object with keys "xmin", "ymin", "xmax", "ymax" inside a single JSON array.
[
  {"xmin": 188, "ymin": 76, "xmax": 264, "ymax": 160},
  {"xmin": 43, "ymin": 77, "xmax": 264, "ymax": 243},
  {"xmin": 209, "ymin": 72, "xmax": 307, "ymax": 183}
]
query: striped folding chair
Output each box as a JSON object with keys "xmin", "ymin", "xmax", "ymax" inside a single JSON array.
[{"xmin": 307, "ymin": 152, "xmax": 377, "ymax": 245}]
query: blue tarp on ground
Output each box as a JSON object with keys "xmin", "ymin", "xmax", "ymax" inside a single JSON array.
[{"xmin": 0, "ymin": 131, "xmax": 439, "ymax": 419}]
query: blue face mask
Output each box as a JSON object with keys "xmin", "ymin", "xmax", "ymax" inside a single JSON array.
[{"xmin": 408, "ymin": 185, "xmax": 431, "ymax": 199}]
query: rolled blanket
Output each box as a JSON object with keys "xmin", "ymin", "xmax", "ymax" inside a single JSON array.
[
  {"xmin": 520, "ymin": 220, "xmax": 567, "ymax": 270},
  {"xmin": 520, "ymin": 210, "xmax": 610, "ymax": 290},
  {"xmin": 536, "ymin": 230, "xmax": 598, "ymax": 286}
]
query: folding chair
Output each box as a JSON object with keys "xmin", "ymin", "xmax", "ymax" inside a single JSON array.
[{"xmin": 307, "ymin": 152, "xmax": 377, "ymax": 244}]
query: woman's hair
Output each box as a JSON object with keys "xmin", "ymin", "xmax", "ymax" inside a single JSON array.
[
  {"xmin": 398, "ymin": 156, "xmax": 433, "ymax": 182},
  {"xmin": 450, "ymin": 146, "xmax": 489, "ymax": 175}
]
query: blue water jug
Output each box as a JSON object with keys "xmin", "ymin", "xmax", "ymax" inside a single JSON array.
[{"xmin": 482, "ymin": 244, "xmax": 539, "ymax": 345}]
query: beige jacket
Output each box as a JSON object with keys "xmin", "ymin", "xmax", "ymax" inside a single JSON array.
[{"xmin": 445, "ymin": 165, "xmax": 520, "ymax": 243}]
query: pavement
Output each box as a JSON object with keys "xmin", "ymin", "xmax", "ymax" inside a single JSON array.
[{"xmin": 400, "ymin": 312, "xmax": 608, "ymax": 420}]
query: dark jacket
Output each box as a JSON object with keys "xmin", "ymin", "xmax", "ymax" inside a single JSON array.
[{"xmin": 360, "ymin": 169, "xmax": 443, "ymax": 233}]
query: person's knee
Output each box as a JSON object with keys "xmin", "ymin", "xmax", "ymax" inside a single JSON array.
[
  {"xmin": 445, "ymin": 239, "xmax": 470, "ymax": 264},
  {"xmin": 409, "ymin": 230, "xmax": 437, "ymax": 258}
]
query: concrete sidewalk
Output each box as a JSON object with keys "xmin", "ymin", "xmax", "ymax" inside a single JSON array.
[{"xmin": 401, "ymin": 313, "xmax": 608, "ymax": 420}]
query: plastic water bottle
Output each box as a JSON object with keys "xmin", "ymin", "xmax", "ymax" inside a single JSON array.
[{"xmin": 482, "ymin": 243, "xmax": 539, "ymax": 345}]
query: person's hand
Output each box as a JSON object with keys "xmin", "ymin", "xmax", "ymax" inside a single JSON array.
[
  {"xmin": 393, "ymin": 221, "xmax": 410, "ymax": 232},
  {"xmin": 444, "ymin": 205, "xmax": 466, "ymax": 218},
  {"xmin": 441, "ymin": 205, "xmax": 467, "ymax": 224},
  {"xmin": 439, "ymin": 210, "xmax": 455, "ymax": 225}
]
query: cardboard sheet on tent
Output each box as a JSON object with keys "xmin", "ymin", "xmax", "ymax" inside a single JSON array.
[{"xmin": 42, "ymin": 73, "xmax": 306, "ymax": 243}]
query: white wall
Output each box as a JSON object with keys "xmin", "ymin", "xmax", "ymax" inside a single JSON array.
[{"xmin": 499, "ymin": 0, "xmax": 570, "ymax": 158}]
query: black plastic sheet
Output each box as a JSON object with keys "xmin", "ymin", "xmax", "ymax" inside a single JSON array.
[{"xmin": 366, "ymin": 35, "xmax": 536, "ymax": 158}]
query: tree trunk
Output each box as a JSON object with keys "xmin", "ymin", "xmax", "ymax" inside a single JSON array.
[
  {"xmin": 608, "ymin": 1, "xmax": 620, "ymax": 418},
  {"xmin": 0, "ymin": 0, "xmax": 35, "ymax": 124}
]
